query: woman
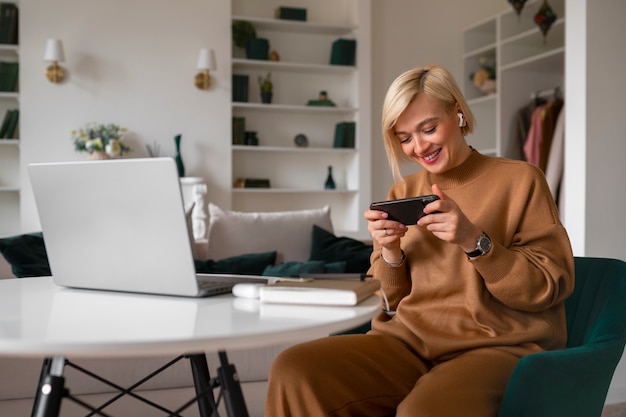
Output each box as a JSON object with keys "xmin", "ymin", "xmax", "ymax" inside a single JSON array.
[{"xmin": 264, "ymin": 64, "xmax": 574, "ymax": 417}]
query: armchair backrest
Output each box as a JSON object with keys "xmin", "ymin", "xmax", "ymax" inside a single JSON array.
[{"xmin": 566, "ymin": 257, "xmax": 626, "ymax": 348}]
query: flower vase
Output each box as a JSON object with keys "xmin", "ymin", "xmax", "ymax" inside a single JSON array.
[
  {"xmin": 87, "ymin": 151, "xmax": 110, "ymax": 160},
  {"xmin": 174, "ymin": 134, "xmax": 185, "ymax": 177}
]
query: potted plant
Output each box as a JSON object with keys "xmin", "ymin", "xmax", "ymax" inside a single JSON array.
[
  {"xmin": 70, "ymin": 122, "xmax": 130, "ymax": 159},
  {"xmin": 232, "ymin": 20, "xmax": 269, "ymax": 60},
  {"xmin": 232, "ymin": 20, "xmax": 256, "ymax": 49},
  {"xmin": 258, "ymin": 72, "xmax": 273, "ymax": 104}
]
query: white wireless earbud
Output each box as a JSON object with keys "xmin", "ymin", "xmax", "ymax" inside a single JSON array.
[{"xmin": 457, "ymin": 112, "xmax": 465, "ymax": 127}]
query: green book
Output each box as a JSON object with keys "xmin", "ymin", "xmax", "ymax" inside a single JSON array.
[
  {"xmin": 232, "ymin": 117, "xmax": 246, "ymax": 145},
  {"xmin": 343, "ymin": 122, "xmax": 356, "ymax": 148},
  {"xmin": 0, "ymin": 109, "xmax": 14, "ymax": 138},
  {"xmin": 0, "ymin": 61, "xmax": 17, "ymax": 92},
  {"xmin": 333, "ymin": 121, "xmax": 356, "ymax": 148},
  {"xmin": 244, "ymin": 178, "xmax": 271, "ymax": 188},
  {"xmin": 4, "ymin": 61, "xmax": 17, "ymax": 92},
  {"xmin": 5, "ymin": 108, "xmax": 18, "ymax": 138},
  {"xmin": 333, "ymin": 122, "xmax": 346, "ymax": 148}
]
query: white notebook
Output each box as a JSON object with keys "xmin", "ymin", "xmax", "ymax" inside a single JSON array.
[{"xmin": 259, "ymin": 278, "xmax": 380, "ymax": 306}]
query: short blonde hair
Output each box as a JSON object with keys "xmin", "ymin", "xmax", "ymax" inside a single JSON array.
[{"xmin": 381, "ymin": 64, "xmax": 475, "ymax": 182}]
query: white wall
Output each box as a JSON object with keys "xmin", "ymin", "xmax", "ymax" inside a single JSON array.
[
  {"xmin": 369, "ymin": 0, "xmax": 507, "ymax": 201},
  {"xmin": 20, "ymin": 0, "xmax": 232, "ymax": 232}
]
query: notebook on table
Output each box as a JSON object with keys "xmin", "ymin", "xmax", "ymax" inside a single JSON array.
[{"xmin": 28, "ymin": 157, "xmax": 268, "ymax": 297}]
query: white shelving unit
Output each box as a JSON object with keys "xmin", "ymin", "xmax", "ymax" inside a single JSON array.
[
  {"xmin": 0, "ymin": 7, "xmax": 20, "ymax": 238},
  {"xmin": 230, "ymin": 0, "xmax": 371, "ymax": 236},
  {"xmin": 462, "ymin": 0, "xmax": 565, "ymax": 158}
]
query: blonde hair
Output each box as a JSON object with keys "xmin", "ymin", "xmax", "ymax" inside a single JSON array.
[{"xmin": 381, "ymin": 64, "xmax": 475, "ymax": 182}]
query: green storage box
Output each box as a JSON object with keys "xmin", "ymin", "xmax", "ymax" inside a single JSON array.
[
  {"xmin": 330, "ymin": 39, "xmax": 356, "ymax": 66},
  {"xmin": 275, "ymin": 7, "xmax": 307, "ymax": 21}
]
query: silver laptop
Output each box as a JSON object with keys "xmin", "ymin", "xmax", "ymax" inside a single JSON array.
[{"xmin": 28, "ymin": 157, "xmax": 268, "ymax": 297}]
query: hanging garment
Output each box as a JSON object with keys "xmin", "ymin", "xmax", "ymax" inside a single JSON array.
[
  {"xmin": 545, "ymin": 103, "xmax": 565, "ymax": 204},
  {"xmin": 506, "ymin": 99, "xmax": 546, "ymax": 161},
  {"xmin": 538, "ymin": 99, "xmax": 564, "ymax": 172},
  {"xmin": 523, "ymin": 104, "xmax": 546, "ymax": 167}
]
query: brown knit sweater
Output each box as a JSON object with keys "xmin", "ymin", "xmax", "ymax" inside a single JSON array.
[{"xmin": 369, "ymin": 149, "xmax": 574, "ymax": 361}]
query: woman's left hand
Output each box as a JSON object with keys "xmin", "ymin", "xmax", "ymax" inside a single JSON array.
[{"xmin": 418, "ymin": 184, "xmax": 483, "ymax": 253}]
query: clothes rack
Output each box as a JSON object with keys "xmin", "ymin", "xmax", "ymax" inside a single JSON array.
[{"xmin": 531, "ymin": 86, "xmax": 563, "ymax": 101}]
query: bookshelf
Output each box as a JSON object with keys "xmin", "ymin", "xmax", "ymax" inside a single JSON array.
[
  {"xmin": 0, "ymin": 1, "xmax": 19, "ymax": 237},
  {"xmin": 230, "ymin": 0, "xmax": 371, "ymax": 237}
]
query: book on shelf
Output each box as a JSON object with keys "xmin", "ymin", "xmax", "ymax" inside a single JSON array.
[
  {"xmin": 333, "ymin": 121, "xmax": 356, "ymax": 148},
  {"xmin": 4, "ymin": 107, "xmax": 17, "ymax": 138},
  {"xmin": 233, "ymin": 178, "xmax": 271, "ymax": 189},
  {"xmin": 0, "ymin": 108, "xmax": 16, "ymax": 138},
  {"xmin": 259, "ymin": 277, "xmax": 380, "ymax": 306},
  {"xmin": 0, "ymin": 3, "xmax": 18, "ymax": 45},
  {"xmin": 0, "ymin": 61, "xmax": 18, "ymax": 92},
  {"xmin": 232, "ymin": 74, "xmax": 249, "ymax": 102},
  {"xmin": 232, "ymin": 117, "xmax": 246, "ymax": 145}
]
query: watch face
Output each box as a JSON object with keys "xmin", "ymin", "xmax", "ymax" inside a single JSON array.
[{"xmin": 478, "ymin": 234, "xmax": 491, "ymax": 253}]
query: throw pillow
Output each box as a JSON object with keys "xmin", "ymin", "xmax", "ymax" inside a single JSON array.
[
  {"xmin": 262, "ymin": 260, "xmax": 346, "ymax": 277},
  {"xmin": 194, "ymin": 251, "xmax": 277, "ymax": 275},
  {"xmin": 207, "ymin": 204, "xmax": 333, "ymax": 263},
  {"xmin": 0, "ymin": 232, "xmax": 51, "ymax": 278},
  {"xmin": 309, "ymin": 225, "xmax": 373, "ymax": 274}
]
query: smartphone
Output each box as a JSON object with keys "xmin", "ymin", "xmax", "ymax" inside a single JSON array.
[{"xmin": 370, "ymin": 195, "xmax": 440, "ymax": 225}]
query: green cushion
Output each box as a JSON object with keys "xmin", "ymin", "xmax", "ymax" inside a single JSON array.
[
  {"xmin": 262, "ymin": 260, "xmax": 346, "ymax": 277},
  {"xmin": 309, "ymin": 225, "xmax": 373, "ymax": 273},
  {"xmin": 194, "ymin": 251, "xmax": 277, "ymax": 275},
  {"xmin": 0, "ymin": 232, "xmax": 51, "ymax": 278}
]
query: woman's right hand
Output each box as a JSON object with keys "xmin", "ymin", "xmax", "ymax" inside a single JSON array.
[{"xmin": 364, "ymin": 209, "xmax": 407, "ymax": 262}]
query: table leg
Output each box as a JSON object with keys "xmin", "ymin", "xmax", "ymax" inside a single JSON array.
[
  {"xmin": 31, "ymin": 356, "xmax": 66, "ymax": 417},
  {"xmin": 217, "ymin": 351, "xmax": 249, "ymax": 417},
  {"xmin": 189, "ymin": 353, "xmax": 219, "ymax": 417}
]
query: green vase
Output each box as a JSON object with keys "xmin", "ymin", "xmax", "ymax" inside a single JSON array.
[{"xmin": 174, "ymin": 134, "xmax": 185, "ymax": 177}]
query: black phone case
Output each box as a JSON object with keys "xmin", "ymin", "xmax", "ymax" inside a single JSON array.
[{"xmin": 370, "ymin": 195, "xmax": 440, "ymax": 225}]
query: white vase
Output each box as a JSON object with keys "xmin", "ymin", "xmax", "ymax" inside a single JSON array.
[{"xmin": 87, "ymin": 151, "xmax": 110, "ymax": 160}]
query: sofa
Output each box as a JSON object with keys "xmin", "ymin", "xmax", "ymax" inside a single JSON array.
[{"xmin": 0, "ymin": 203, "xmax": 373, "ymax": 416}]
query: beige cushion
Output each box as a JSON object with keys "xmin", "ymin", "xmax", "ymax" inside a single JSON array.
[{"xmin": 207, "ymin": 204, "xmax": 333, "ymax": 263}]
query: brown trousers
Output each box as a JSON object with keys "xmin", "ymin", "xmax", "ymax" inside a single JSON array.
[{"xmin": 265, "ymin": 333, "xmax": 519, "ymax": 417}]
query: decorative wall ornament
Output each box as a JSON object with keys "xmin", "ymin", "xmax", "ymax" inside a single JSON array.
[
  {"xmin": 534, "ymin": 0, "xmax": 557, "ymax": 44},
  {"xmin": 508, "ymin": 0, "xmax": 527, "ymax": 17}
]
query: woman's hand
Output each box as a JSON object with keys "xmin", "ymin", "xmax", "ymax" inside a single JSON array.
[
  {"xmin": 364, "ymin": 207, "xmax": 407, "ymax": 262},
  {"xmin": 417, "ymin": 184, "xmax": 482, "ymax": 253}
]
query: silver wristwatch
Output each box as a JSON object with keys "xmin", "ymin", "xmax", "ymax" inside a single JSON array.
[{"xmin": 465, "ymin": 232, "xmax": 492, "ymax": 258}]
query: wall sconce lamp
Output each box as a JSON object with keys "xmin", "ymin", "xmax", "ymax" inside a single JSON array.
[
  {"xmin": 195, "ymin": 48, "xmax": 216, "ymax": 90},
  {"xmin": 43, "ymin": 38, "xmax": 65, "ymax": 83}
]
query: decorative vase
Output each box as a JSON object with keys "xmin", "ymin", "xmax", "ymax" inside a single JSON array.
[
  {"xmin": 105, "ymin": 139, "xmax": 122, "ymax": 158},
  {"xmin": 244, "ymin": 131, "xmax": 259, "ymax": 146},
  {"xmin": 174, "ymin": 134, "xmax": 185, "ymax": 177},
  {"xmin": 324, "ymin": 166, "xmax": 336, "ymax": 190},
  {"xmin": 87, "ymin": 151, "xmax": 110, "ymax": 160}
]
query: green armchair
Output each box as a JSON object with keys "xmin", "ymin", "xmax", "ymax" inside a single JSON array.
[{"xmin": 498, "ymin": 256, "xmax": 626, "ymax": 417}]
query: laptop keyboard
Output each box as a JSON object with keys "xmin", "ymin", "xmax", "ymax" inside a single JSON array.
[{"xmin": 197, "ymin": 279, "xmax": 236, "ymax": 294}]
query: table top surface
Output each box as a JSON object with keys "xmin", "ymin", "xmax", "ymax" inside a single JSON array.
[{"xmin": 0, "ymin": 277, "xmax": 380, "ymax": 358}]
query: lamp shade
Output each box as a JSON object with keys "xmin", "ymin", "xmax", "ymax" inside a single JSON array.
[
  {"xmin": 196, "ymin": 48, "xmax": 216, "ymax": 71},
  {"xmin": 43, "ymin": 38, "xmax": 65, "ymax": 62}
]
